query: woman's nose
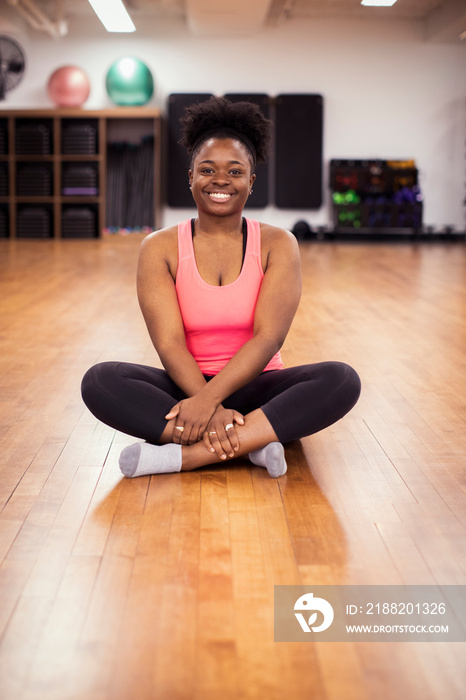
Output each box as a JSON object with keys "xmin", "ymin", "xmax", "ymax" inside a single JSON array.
[{"xmin": 212, "ymin": 170, "xmax": 230, "ymax": 185}]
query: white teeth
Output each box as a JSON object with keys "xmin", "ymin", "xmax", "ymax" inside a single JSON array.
[{"xmin": 208, "ymin": 192, "xmax": 231, "ymax": 199}]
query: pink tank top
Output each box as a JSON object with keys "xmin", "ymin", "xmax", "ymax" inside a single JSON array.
[{"xmin": 175, "ymin": 218, "xmax": 284, "ymax": 375}]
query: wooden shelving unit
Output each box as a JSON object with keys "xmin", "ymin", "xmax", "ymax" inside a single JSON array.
[{"xmin": 0, "ymin": 107, "xmax": 162, "ymax": 239}]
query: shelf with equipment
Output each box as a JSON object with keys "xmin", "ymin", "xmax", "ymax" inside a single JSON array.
[
  {"xmin": 0, "ymin": 107, "xmax": 162, "ymax": 239},
  {"xmin": 330, "ymin": 159, "xmax": 423, "ymax": 234}
]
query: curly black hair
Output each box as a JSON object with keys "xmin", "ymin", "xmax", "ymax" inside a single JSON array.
[{"xmin": 179, "ymin": 96, "xmax": 271, "ymax": 169}]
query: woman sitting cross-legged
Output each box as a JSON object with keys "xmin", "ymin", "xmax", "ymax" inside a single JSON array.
[{"xmin": 81, "ymin": 96, "xmax": 361, "ymax": 478}]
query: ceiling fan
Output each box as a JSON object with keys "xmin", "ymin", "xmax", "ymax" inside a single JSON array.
[{"xmin": 0, "ymin": 35, "xmax": 26, "ymax": 100}]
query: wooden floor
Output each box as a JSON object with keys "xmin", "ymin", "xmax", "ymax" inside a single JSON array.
[{"xmin": 0, "ymin": 234, "xmax": 465, "ymax": 700}]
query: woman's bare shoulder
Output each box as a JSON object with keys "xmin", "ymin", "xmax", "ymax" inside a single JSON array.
[
  {"xmin": 257, "ymin": 222, "xmax": 300, "ymax": 272},
  {"xmin": 258, "ymin": 222, "xmax": 299, "ymax": 251},
  {"xmin": 140, "ymin": 225, "xmax": 178, "ymax": 252},
  {"xmin": 138, "ymin": 225, "xmax": 179, "ymax": 279}
]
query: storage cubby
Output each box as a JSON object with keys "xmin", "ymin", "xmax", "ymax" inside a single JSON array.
[
  {"xmin": 0, "ymin": 108, "xmax": 161, "ymax": 238},
  {"xmin": 62, "ymin": 204, "xmax": 99, "ymax": 238},
  {"xmin": 15, "ymin": 118, "xmax": 53, "ymax": 155},
  {"xmin": 61, "ymin": 162, "xmax": 99, "ymax": 196},
  {"xmin": 16, "ymin": 161, "xmax": 53, "ymax": 197},
  {"xmin": 16, "ymin": 204, "xmax": 54, "ymax": 238},
  {"xmin": 330, "ymin": 159, "xmax": 423, "ymax": 234},
  {"xmin": 61, "ymin": 118, "xmax": 99, "ymax": 155}
]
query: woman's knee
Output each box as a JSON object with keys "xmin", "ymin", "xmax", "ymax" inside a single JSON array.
[
  {"xmin": 81, "ymin": 361, "xmax": 119, "ymax": 408},
  {"xmin": 330, "ymin": 361, "xmax": 361, "ymax": 405}
]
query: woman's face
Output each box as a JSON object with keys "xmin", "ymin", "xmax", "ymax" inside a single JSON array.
[{"xmin": 189, "ymin": 137, "xmax": 256, "ymax": 217}]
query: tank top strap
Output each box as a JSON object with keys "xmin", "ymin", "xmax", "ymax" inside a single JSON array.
[
  {"xmin": 244, "ymin": 218, "xmax": 261, "ymax": 259},
  {"xmin": 177, "ymin": 219, "xmax": 194, "ymax": 261}
]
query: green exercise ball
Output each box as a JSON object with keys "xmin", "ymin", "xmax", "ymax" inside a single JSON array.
[{"xmin": 106, "ymin": 57, "xmax": 154, "ymax": 106}]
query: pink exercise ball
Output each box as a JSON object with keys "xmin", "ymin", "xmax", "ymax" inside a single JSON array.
[{"xmin": 47, "ymin": 66, "xmax": 90, "ymax": 107}]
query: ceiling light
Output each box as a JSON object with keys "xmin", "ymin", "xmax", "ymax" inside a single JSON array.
[
  {"xmin": 88, "ymin": 0, "xmax": 135, "ymax": 32},
  {"xmin": 361, "ymin": 0, "xmax": 397, "ymax": 6}
]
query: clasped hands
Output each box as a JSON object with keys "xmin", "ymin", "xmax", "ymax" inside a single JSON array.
[{"xmin": 165, "ymin": 394, "xmax": 244, "ymax": 460}]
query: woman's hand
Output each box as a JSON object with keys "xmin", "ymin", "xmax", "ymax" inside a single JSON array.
[
  {"xmin": 203, "ymin": 407, "xmax": 245, "ymax": 460},
  {"xmin": 165, "ymin": 395, "xmax": 218, "ymax": 446}
]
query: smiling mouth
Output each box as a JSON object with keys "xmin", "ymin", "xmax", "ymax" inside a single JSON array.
[{"xmin": 207, "ymin": 192, "xmax": 233, "ymax": 201}]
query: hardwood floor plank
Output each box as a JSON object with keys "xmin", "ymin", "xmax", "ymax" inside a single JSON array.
[
  {"xmin": 18, "ymin": 466, "xmax": 102, "ymax": 599},
  {"xmin": 63, "ymin": 554, "xmax": 134, "ymax": 700},
  {"xmin": 22, "ymin": 555, "xmax": 101, "ymax": 698},
  {"xmin": 136, "ymin": 473, "xmax": 177, "ymax": 556},
  {"xmin": 0, "ymin": 594, "xmax": 54, "ymax": 700},
  {"xmin": 393, "ymin": 501, "xmax": 466, "ymax": 583}
]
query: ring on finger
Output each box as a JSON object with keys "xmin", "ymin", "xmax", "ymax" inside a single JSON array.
[
  {"xmin": 208, "ymin": 430, "xmax": 217, "ymax": 437},
  {"xmin": 225, "ymin": 423, "xmax": 234, "ymax": 431},
  {"xmin": 175, "ymin": 425, "xmax": 184, "ymax": 432}
]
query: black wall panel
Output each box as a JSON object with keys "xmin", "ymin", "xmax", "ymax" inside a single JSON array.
[
  {"xmin": 167, "ymin": 93, "xmax": 213, "ymax": 207},
  {"xmin": 274, "ymin": 94, "xmax": 323, "ymax": 209},
  {"xmin": 224, "ymin": 93, "xmax": 271, "ymax": 209}
]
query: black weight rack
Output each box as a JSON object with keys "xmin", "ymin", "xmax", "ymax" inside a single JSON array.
[{"xmin": 330, "ymin": 159, "xmax": 423, "ymax": 235}]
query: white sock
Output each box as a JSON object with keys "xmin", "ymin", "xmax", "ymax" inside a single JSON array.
[
  {"xmin": 248, "ymin": 442, "xmax": 287, "ymax": 478},
  {"xmin": 119, "ymin": 442, "xmax": 182, "ymax": 478}
]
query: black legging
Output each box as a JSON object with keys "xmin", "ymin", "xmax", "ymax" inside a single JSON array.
[{"xmin": 81, "ymin": 361, "xmax": 361, "ymax": 445}]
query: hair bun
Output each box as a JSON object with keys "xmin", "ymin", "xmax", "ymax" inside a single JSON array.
[{"xmin": 179, "ymin": 96, "xmax": 271, "ymax": 164}]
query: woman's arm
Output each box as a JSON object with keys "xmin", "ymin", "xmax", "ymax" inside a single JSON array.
[{"xmin": 137, "ymin": 229, "xmax": 207, "ymax": 397}]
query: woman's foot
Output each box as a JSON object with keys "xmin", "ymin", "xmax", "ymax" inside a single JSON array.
[
  {"xmin": 248, "ymin": 442, "xmax": 287, "ymax": 478},
  {"xmin": 119, "ymin": 442, "xmax": 182, "ymax": 477}
]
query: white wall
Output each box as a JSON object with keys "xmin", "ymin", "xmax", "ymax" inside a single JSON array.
[{"xmin": 1, "ymin": 9, "xmax": 466, "ymax": 231}]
